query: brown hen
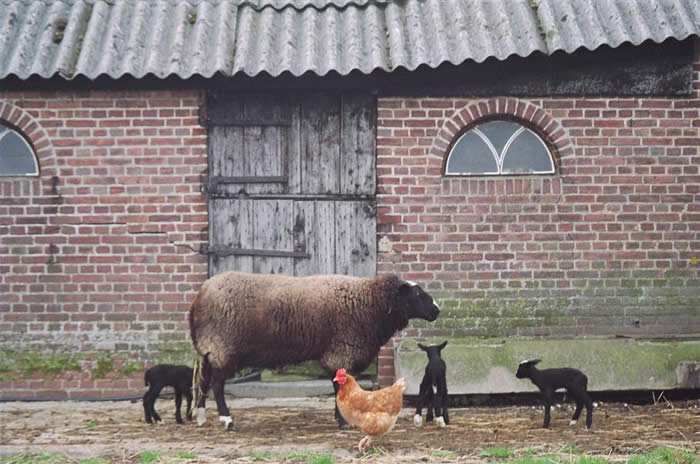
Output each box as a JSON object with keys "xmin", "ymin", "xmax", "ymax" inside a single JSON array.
[{"xmin": 333, "ymin": 368, "xmax": 406, "ymax": 452}]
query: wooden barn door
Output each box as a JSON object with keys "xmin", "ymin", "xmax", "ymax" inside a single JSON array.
[{"xmin": 204, "ymin": 93, "xmax": 376, "ymax": 279}]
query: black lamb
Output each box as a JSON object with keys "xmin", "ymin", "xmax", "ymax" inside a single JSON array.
[
  {"xmin": 413, "ymin": 340, "xmax": 449, "ymax": 428},
  {"xmin": 143, "ymin": 364, "xmax": 194, "ymax": 425},
  {"xmin": 516, "ymin": 359, "xmax": 593, "ymax": 430}
]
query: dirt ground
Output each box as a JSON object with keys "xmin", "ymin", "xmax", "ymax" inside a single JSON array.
[{"xmin": 1, "ymin": 396, "xmax": 698, "ymax": 463}]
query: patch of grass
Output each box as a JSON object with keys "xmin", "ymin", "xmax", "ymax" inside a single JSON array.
[
  {"xmin": 0, "ymin": 348, "xmax": 81, "ymax": 378},
  {"xmin": 248, "ymin": 451, "xmax": 335, "ymax": 463},
  {"xmin": 78, "ymin": 459, "xmax": 110, "ymax": 464},
  {"xmin": 91, "ymin": 355, "xmax": 114, "ymax": 379},
  {"xmin": 176, "ymin": 451, "xmax": 196, "ymax": 460},
  {"xmin": 507, "ymin": 456, "xmax": 559, "ymax": 464},
  {"xmin": 0, "ymin": 455, "xmax": 69, "ymax": 464},
  {"xmin": 482, "ymin": 447, "xmax": 514, "ymax": 459},
  {"xmin": 628, "ymin": 447, "xmax": 697, "ymax": 464},
  {"xmin": 84, "ymin": 421, "xmax": 97, "ymax": 430},
  {"xmin": 575, "ymin": 458, "xmax": 609, "ymax": 464},
  {"xmin": 138, "ymin": 451, "xmax": 161, "ymax": 464},
  {"xmin": 118, "ymin": 360, "xmax": 143, "ymax": 376},
  {"xmin": 560, "ymin": 444, "xmax": 583, "ymax": 455}
]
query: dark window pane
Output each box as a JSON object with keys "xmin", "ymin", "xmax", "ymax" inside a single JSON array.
[
  {"xmin": 502, "ymin": 129, "xmax": 554, "ymax": 174},
  {"xmin": 0, "ymin": 130, "xmax": 38, "ymax": 176},
  {"xmin": 478, "ymin": 121, "xmax": 519, "ymax": 157},
  {"xmin": 446, "ymin": 131, "xmax": 498, "ymax": 175}
]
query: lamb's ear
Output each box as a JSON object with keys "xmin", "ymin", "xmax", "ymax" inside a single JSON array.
[
  {"xmin": 417, "ymin": 343, "xmax": 428, "ymax": 352},
  {"xmin": 529, "ymin": 359, "xmax": 541, "ymax": 366},
  {"xmin": 438, "ymin": 340, "xmax": 448, "ymax": 351}
]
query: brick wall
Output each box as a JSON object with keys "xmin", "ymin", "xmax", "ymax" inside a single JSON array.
[
  {"xmin": 0, "ymin": 90, "xmax": 208, "ymax": 399},
  {"xmin": 375, "ymin": 46, "xmax": 700, "ymax": 385}
]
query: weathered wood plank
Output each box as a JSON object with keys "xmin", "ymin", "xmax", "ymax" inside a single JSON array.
[
  {"xmin": 341, "ymin": 95, "xmax": 376, "ymax": 195},
  {"xmin": 209, "ymin": 198, "xmax": 253, "ymax": 275},
  {"xmin": 301, "ymin": 95, "xmax": 340, "ymax": 194},
  {"xmin": 335, "ymin": 200, "xmax": 376, "ymax": 277},
  {"xmin": 293, "ymin": 201, "xmax": 336, "ymax": 276},
  {"xmin": 252, "ymin": 199, "xmax": 294, "ymax": 275}
]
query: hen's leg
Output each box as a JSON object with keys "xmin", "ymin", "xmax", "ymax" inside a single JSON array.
[{"xmin": 358, "ymin": 436, "xmax": 372, "ymax": 452}]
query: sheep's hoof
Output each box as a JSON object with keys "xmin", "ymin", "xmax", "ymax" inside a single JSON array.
[
  {"xmin": 413, "ymin": 414, "xmax": 423, "ymax": 427},
  {"xmin": 569, "ymin": 420, "xmax": 578, "ymax": 426},
  {"xmin": 435, "ymin": 417, "xmax": 446, "ymax": 428}
]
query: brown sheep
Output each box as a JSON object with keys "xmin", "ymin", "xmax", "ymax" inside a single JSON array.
[{"xmin": 188, "ymin": 271, "xmax": 441, "ymax": 431}]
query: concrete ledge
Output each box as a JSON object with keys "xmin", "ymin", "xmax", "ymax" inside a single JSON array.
[
  {"xmin": 396, "ymin": 337, "xmax": 700, "ymax": 395},
  {"xmin": 224, "ymin": 379, "xmax": 374, "ymax": 398}
]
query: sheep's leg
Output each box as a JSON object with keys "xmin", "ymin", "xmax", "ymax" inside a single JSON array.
[
  {"xmin": 174, "ymin": 389, "xmax": 184, "ymax": 424},
  {"xmin": 332, "ymin": 379, "xmax": 349, "ymax": 429},
  {"xmin": 541, "ymin": 389, "xmax": 553, "ymax": 428},
  {"xmin": 194, "ymin": 354, "xmax": 212, "ymax": 426},
  {"xmin": 212, "ymin": 378, "xmax": 235, "ymax": 431}
]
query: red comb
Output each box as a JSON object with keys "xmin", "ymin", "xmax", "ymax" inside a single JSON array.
[{"xmin": 335, "ymin": 368, "xmax": 347, "ymax": 377}]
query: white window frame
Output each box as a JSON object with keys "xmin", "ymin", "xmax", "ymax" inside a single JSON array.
[
  {"xmin": 445, "ymin": 122, "xmax": 555, "ymax": 176},
  {"xmin": 0, "ymin": 124, "xmax": 39, "ymax": 177}
]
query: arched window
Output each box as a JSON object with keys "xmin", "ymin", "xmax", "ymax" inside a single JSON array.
[
  {"xmin": 0, "ymin": 122, "xmax": 39, "ymax": 176},
  {"xmin": 445, "ymin": 120, "xmax": 554, "ymax": 176}
]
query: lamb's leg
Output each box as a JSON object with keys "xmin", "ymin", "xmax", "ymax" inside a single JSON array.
[
  {"xmin": 425, "ymin": 388, "xmax": 435, "ymax": 423},
  {"xmin": 570, "ymin": 397, "xmax": 584, "ymax": 426},
  {"xmin": 174, "ymin": 389, "xmax": 184, "ymax": 424},
  {"xmin": 150, "ymin": 385, "xmax": 163, "ymax": 424},
  {"xmin": 541, "ymin": 389, "xmax": 553, "ymax": 429},
  {"xmin": 414, "ymin": 382, "xmax": 428, "ymax": 426},
  {"xmin": 583, "ymin": 392, "xmax": 593, "ymax": 430},
  {"xmin": 332, "ymin": 379, "xmax": 349, "ymax": 429},
  {"xmin": 212, "ymin": 375, "xmax": 234, "ymax": 431},
  {"xmin": 185, "ymin": 390, "xmax": 193, "ymax": 421},
  {"xmin": 143, "ymin": 390, "xmax": 154, "ymax": 424},
  {"xmin": 436, "ymin": 385, "xmax": 448, "ymax": 427}
]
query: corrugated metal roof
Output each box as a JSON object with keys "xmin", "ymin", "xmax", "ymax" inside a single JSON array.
[{"xmin": 0, "ymin": 0, "xmax": 697, "ymax": 80}]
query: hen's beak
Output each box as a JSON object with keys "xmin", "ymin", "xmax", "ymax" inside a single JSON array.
[{"xmin": 332, "ymin": 374, "xmax": 340, "ymax": 383}]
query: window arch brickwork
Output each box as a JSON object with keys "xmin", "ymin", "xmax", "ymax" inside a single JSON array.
[
  {"xmin": 0, "ymin": 100, "xmax": 55, "ymax": 178},
  {"xmin": 430, "ymin": 98, "xmax": 573, "ymax": 167}
]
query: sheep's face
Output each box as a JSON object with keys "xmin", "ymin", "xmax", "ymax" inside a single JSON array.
[
  {"xmin": 516, "ymin": 359, "xmax": 541, "ymax": 378},
  {"xmin": 399, "ymin": 281, "xmax": 440, "ymax": 322}
]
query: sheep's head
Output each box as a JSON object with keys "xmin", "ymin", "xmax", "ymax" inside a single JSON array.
[
  {"xmin": 398, "ymin": 281, "xmax": 440, "ymax": 322},
  {"xmin": 333, "ymin": 368, "xmax": 348, "ymax": 385},
  {"xmin": 516, "ymin": 359, "xmax": 541, "ymax": 378}
]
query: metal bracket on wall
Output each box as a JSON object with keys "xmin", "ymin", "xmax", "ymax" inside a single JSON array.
[
  {"xmin": 202, "ymin": 175, "xmax": 289, "ymax": 195},
  {"xmin": 200, "ymin": 244, "xmax": 311, "ymax": 260}
]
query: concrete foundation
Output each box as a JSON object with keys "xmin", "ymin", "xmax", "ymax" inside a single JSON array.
[{"xmin": 396, "ymin": 337, "xmax": 700, "ymax": 395}]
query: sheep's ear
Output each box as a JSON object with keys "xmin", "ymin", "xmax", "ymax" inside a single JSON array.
[
  {"xmin": 417, "ymin": 343, "xmax": 428, "ymax": 352},
  {"xmin": 529, "ymin": 359, "xmax": 541, "ymax": 366},
  {"xmin": 438, "ymin": 340, "xmax": 448, "ymax": 351}
]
